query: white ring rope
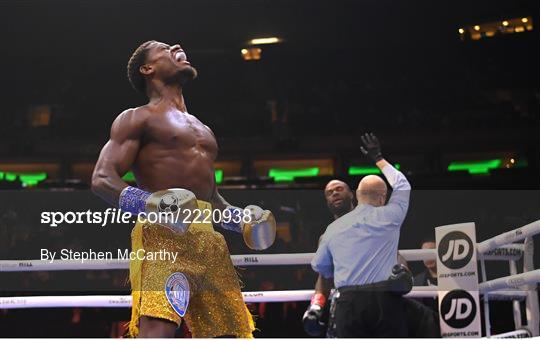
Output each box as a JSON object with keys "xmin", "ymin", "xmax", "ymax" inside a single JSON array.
[
  {"xmin": 477, "ymin": 220, "xmax": 540, "ymax": 254},
  {"xmin": 0, "ymin": 259, "xmax": 129, "ymax": 272},
  {"xmin": 479, "ymin": 269, "xmax": 540, "ymax": 293},
  {"xmin": 1, "ymin": 219, "xmax": 534, "ymax": 272},
  {"xmin": 0, "ymin": 288, "xmax": 529, "ymax": 309},
  {"xmin": 0, "ymin": 244, "xmax": 524, "ymax": 272},
  {"xmin": 232, "ymin": 253, "xmax": 315, "ymax": 267},
  {"xmin": 400, "ymin": 244, "xmax": 523, "ymax": 262},
  {"xmin": 409, "ymin": 286, "xmax": 528, "ymax": 300}
]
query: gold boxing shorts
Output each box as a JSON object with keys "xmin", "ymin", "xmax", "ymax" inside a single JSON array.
[{"xmin": 128, "ymin": 200, "xmax": 255, "ymax": 338}]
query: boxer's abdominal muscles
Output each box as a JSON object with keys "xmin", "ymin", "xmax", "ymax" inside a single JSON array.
[{"xmin": 133, "ymin": 112, "xmax": 218, "ymax": 201}]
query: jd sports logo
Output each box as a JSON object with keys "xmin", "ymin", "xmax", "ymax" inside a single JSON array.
[
  {"xmin": 440, "ymin": 290, "xmax": 477, "ymax": 329},
  {"xmin": 438, "ymin": 231, "xmax": 473, "ymax": 269}
]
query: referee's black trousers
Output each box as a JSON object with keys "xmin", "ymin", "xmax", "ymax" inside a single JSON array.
[{"xmin": 333, "ymin": 288, "xmax": 407, "ymax": 337}]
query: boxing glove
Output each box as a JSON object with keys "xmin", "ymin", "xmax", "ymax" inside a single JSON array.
[
  {"xmin": 119, "ymin": 186, "xmax": 198, "ymax": 234},
  {"xmin": 388, "ymin": 263, "xmax": 413, "ymax": 295},
  {"xmin": 221, "ymin": 205, "xmax": 276, "ymax": 250},
  {"xmin": 302, "ymin": 293, "xmax": 327, "ymax": 336}
]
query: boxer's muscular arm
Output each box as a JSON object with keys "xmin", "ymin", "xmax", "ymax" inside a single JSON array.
[{"xmin": 92, "ymin": 109, "xmax": 147, "ymax": 206}]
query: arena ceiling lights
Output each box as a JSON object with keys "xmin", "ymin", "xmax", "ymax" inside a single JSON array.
[
  {"xmin": 241, "ymin": 47, "xmax": 262, "ymax": 61},
  {"xmin": 241, "ymin": 36, "xmax": 282, "ymax": 61},
  {"xmin": 248, "ymin": 37, "xmax": 282, "ymax": 45},
  {"xmin": 458, "ymin": 17, "xmax": 533, "ymax": 41}
]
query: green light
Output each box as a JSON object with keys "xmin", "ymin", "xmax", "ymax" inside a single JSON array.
[
  {"xmin": 122, "ymin": 172, "xmax": 136, "ymax": 182},
  {"xmin": 348, "ymin": 164, "xmax": 401, "ymax": 176},
  {"xmin": 123, "ymin": 170, "xmax": 226, "ymax": 184},
  {"xmin": 448, "ymin": 159, "xmax": 502, "ymax": 174},
  {"xmin": 215, "ymin": 169, "xmax": 223, "ymax": 184},
  {"xmin": 268, "ymin": 167, "xmax": 320, "ymax": 182},
  {"xmin": 0, "ymin": 171, "xmax": 48, "ymax": 186},
  {"xmin": 5, "ymin": 172, "xmax": 17, "ymax": 182},
  {"xmin": 19, "ymin": 173, "xmax": 47, "ymax": 186}
]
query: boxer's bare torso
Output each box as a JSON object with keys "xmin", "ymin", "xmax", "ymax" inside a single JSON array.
[
  {"xmin": 132, "ymin": 103, "xmax": 217, "ymax": 198},
  {"xmin": 92, "ymin": 100, "xmax": 219, "ymax": 206}
]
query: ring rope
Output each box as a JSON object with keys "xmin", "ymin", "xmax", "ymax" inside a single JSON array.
[
  {"xmin": 1, "ymin": 220, "xmax": 534, "ymax": 273},
  {"xmin": 0, "ymin": 287, "xmax": 528, "ymax": 309},
  {"xmin": 0, "ymin": 293, "xmax": 529, "ymax": 337},
  {"xmin": 477, "ymin": 220, "xmax": 540, "ymax": 254},
  {"xmin": 0, "ymin": 244, "xmax": 524, "ymax": 272},
  {"xmin": 479, "ymin": 269, "xmax": 540, "ymax": 292}
]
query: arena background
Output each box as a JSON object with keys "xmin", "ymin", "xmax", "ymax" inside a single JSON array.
[{"xmin": 0, "ymin": 0, "xmax": 539, "ymax": 337}]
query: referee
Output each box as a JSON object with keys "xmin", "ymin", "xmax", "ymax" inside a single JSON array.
[{"xmin": 311, "ymin": 133, "xmax": 411, "ymax": 337}]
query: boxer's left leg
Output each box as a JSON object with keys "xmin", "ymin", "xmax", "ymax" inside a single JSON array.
[{"xmin": 129, "ymin": 222, "xmax": 185, "ymax": 337}]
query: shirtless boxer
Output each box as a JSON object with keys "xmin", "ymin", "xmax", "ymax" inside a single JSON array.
[{"xmin": 91, "ymin": 40, "xmax": 276, "ymax": 338}]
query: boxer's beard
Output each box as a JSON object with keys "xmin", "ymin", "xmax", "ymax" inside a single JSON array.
[
  {"xmin": 177, "ymin": 66, "xmax": 198, "ymax": 86},
  {"xmin": 328, "ymin": 197, "xmax": 352, "ymax": 218}
]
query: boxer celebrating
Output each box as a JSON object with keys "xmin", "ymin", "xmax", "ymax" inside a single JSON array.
[{"xmin": 91, "ymin": 40, "xmax": 275, "ymax": 338}]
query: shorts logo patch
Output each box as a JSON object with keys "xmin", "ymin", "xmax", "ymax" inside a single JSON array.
[{"xmin": 165, "ymin": 272, "xmax": 190, "ymax": 317}]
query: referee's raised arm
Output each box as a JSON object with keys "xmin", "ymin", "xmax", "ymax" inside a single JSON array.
[{"xmin": 360, "ymin": 133, "xmax": 411, "ymax": 226}]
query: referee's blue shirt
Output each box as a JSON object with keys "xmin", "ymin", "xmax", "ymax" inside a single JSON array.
[{"xmin": 311, "ymin": 164, "xmax": 411, "ymax": 288}]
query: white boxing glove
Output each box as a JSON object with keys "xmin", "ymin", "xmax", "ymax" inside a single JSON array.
[
  {"xmin": 221, "ymin": 205, "xmax": 276, "ymax": 250},
  {"xmin": 119, "ymin": 186, "xmax": 198, "ymax": 234}
]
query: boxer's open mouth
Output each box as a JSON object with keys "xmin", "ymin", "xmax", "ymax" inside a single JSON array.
[{"xmin": 174, "ymin": 51, "xmax": 187, "ymax": 62}]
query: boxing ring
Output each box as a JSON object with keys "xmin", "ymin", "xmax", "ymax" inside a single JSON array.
[{"xmin": 1, "ymin": 219, "xmax": 539, "ymax": 338}]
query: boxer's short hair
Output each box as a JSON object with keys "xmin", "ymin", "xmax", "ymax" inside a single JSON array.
[{"xmin": 127, "ymin": 40, "xmax": 156, "ymax": 93}]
